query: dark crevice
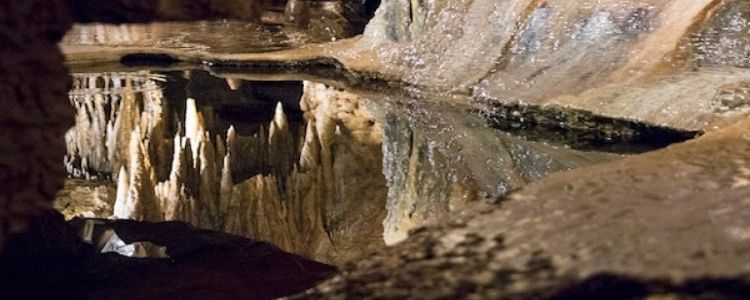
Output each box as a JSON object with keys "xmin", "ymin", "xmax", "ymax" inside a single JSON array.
[
  {"xmin": 475, "ymin": 100, "xmax": 701, "ymax": 154},
  {"xmin": 120, "ymin": 53, "xmax": 182, "ymax": 67},
  {"xmin": 541, "ymin": 273, "xmax": 750, "ymax": 300}
]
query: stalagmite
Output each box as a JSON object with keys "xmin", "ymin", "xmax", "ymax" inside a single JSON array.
[
  {"xmin": 157, "ymin": 134, "xmax": 187, "ymax": 220},
  {"xmin": 268, "ymin": 102, "xmax": 295, "ymax": 189},
  {"xmin": 299, "ymin": 120, "xmax": 320, "ymax": 172},
  {"xmin": 64, "ymin": 73, "xmax": 396, "ymax": 264},
  {"xmin": 215, "ymin": 133, "xmax": 226, "ymax": 173},
  {"xmin": 197, "ymin": 133, "xmax": 219, "ymax": 228},
  {"xmin": 184, "ymin": 98, "xmax": 205, "ymax": 160},
  {"xmin": 112, "ymin": 167, "xmax": 131, "ymax": 219},
  {"xmin": 67, "ymin": 72, "xmax": 170, "ymax": 180},
  {"xmin": 218, "ymin": 152, "xmax": 233, "ymax": 225}
]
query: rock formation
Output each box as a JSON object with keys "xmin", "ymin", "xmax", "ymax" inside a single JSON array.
[
  {"xmin": 359, "ymin": 0, "xmax": 750, "ymax": 132},
  {"xmin": 0, "ymin": 0, "xmax": 292, "ymax": 251},
  {"xmin": 0, "ymin": 0, "xmax": 75, "ymax": 250},
  {"xmin": 63, "ymin": 72, "xmax": 390, "ymax": 264},
  {"xmin": 300, "ymin": 110, "xmax": 750, "ymax": 300},
  {"xmin": 4, "ymin": 0, "xmax": 750, "ymax": 298}
]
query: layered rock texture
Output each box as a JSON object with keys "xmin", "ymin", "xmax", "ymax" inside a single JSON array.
[{"xmin": 360, "ymin": 0, "xmax": 750, "ymax": 132}]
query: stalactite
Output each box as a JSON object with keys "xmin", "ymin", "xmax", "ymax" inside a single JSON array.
[
  {"xmin": 184, "ymin": 98, "xmax": 205, "ymax": 161},
  {"xmin": 64, "ymin": 75, "xmax": 391, "ymax": 264}
]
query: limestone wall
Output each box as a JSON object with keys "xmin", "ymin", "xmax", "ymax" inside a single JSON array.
[{"xmin": 360, "ymin": 0, "xmax": 750, "ymax": 131}]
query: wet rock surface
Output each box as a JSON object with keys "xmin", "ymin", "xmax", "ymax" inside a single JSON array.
[
  {"xmin": 4, "ymin": 0, "xmax": 750, "ymax": 299},
  {"xmin": 299, "ymin": 118, "xmax": 750, "ymax": 299},
  {"xmin": 154, "ymin": 0, "xmax": 750, "ymax": 134},
  {"xmin": 366, "ymin": 94, "xmax": 621, "ymax": 244},
  {"xmin": 0, "ymin": 210, "xmax": 336, "ymax": 300}
]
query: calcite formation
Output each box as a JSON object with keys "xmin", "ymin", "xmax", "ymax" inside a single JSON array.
[
  {"xmin": 5, "ymin": 0, "xmax": 750, "ymax": 298},
  {"xmin": 54, "ymin": 180, "xmax": 116, "ymax": 220},
  {"xmin": 0, "ymin": 0, "xmax": 335, "ymax": 252},
  {"xmin": 63, "ymin": 73, "xmax": 389, "ymax": 264}
]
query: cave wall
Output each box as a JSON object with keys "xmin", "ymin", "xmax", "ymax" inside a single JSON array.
[
  {"xmin": 0, "ymin": 0, "xmax": 75, "ymax": 252},
  {"xmin": 361, "ymin": 0, "xmax": 720, "ymax": 90},
  {"xmin": 360, "ymin": 0, "xmax": 750, "ymax": 131}
]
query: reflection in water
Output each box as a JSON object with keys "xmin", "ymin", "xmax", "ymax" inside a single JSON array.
[
  {"xmin": 62, "ymin": 22, "xmax": 297, "ymax": 54},
  {"xmin": 63, "ymin": 71, "xmax": 385, "ymax": 264},
  {"xmin": 60, "ymin": 70, "xmax": 622, "ymax": 263},
  {"xmin": 368, "ymin": 97, "xmax": 620, "ymax": 244}
]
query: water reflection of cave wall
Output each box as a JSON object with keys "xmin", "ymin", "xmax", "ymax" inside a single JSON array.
[
  {"xmin": 63, "ymin": 72, "xmax": 386, "ymax": 265},
  {"xmin": 369, "ymin": 99, "xmax": 622, "ymax": 245}
]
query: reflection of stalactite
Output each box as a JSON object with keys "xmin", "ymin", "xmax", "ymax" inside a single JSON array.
[
  {"xmin": 66, "ymin": 24, "xmax": 152, "ymax": 46},
  {"xmin": 268, "ymin": 102, "xmax": 295, "ymax": 194},
  {"xmin": 66, "ymin": 72, "xmax": 169, "ymax": 180},
  {"xmin": 66, "ymin": 76, "xmax": 388, "ymax": 265},
  {"xmin": 112, "ymin": 127, "xmax": 163, "ymax": 222},
  {"xmin": 118, "ymin": 95, "xmax": 326, "ymax": 255}
]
